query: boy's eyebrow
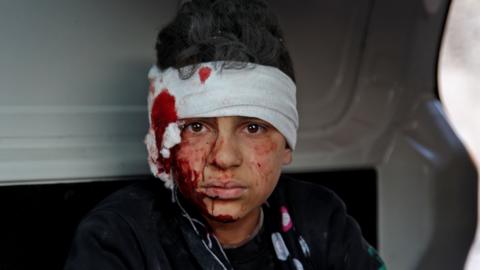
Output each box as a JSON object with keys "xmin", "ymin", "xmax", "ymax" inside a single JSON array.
[
  {"xmin": 237, "ymin": 117, "xmax": 274, "ymax": 127},
  {"xmin": 235, "ymin": 116, "xmax": 256, "ymax": 124},
  {"xmin": 181, "ymin": 117, "xmax": 216, "ymax": 122},
  {"xmin": 238, "ymin": 116, "xmax": 260, "ymax": 121},
  {"xmin": 180, "ymin": 116, "xmax": 270, "ymax": 126}
]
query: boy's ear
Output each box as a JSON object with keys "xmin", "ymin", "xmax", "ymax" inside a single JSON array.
[{"xmin": 282, "ymin": 147, "xmax": 292, "ymax": 165}]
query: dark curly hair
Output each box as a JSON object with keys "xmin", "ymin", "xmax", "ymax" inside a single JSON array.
[{"xmin": 155, "ymin": 0, "xmax": 295, "ymax": 81}]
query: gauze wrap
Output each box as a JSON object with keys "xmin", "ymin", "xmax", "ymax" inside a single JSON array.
[{"xmin": 145, "ymin": 62, "xmax": 298, "ymax": 189}]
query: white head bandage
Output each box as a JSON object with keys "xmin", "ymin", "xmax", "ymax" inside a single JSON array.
[{"xmin": 145, "ymin": 61, "xmax": 298, "ymax": 189}]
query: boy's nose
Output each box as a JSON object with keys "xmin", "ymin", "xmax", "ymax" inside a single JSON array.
[{"xmin": 207, "ymin": 136, "xmax": 242, "ymax": 170}]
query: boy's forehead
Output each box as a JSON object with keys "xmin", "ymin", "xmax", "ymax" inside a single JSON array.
[{"xmin": 180, "ymin": 116, "xmax": 268, "ymax": 123}]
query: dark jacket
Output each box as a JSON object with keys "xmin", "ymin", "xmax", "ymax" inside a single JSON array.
[{"xmin": 64, "ymin": 176, "xmax": 385, "ymax": 270}]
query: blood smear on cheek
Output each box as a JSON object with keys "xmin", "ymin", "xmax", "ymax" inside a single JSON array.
[
  {"xmin": 250, "ymin": 158, "xmax": 272, "ymax": 183},
  {"xmin": 254, "ymin": 141, "xmax": 277, "ymax": 156},
  {"xmin": 172, "ymin": 149, "xmax": 209, "ymax": 215},
  {"xmin": 173, "ymin": 157, "xmax": 197, "ymax": 193}
]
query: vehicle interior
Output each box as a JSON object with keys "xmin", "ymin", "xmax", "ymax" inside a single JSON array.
[{"xmin": 0, "ymin": 0, "xmax": 477, "ymax": 269}]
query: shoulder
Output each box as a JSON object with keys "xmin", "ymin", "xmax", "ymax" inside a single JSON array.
[
  {"xmin": 65, "ymin": 180, "xmax": 172, "ymax": 270},
  {"xmin": 277, "ymin": 175, "xmax": 345, "ymax": 217},
  {"xmin": 75, "ymin": 179, "xmax": 175, "ymax": 243},
  {"xmin": 274, "ymin": 175, "xmax": 348, "ymax": 248},
  {"xmin": 276, "ymin": 175, "xmax": 385, "ymax": 269},
  {"xmin": 88, "ymin": 179, "xmax": 171, "ymax": 221},
  {"xmin": 94, "ymin": 179, "xmax": 168, "ymax": 209}
]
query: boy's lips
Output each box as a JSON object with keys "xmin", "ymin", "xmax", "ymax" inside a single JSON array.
[{"xmin": 199, "ymin": 181, "xmax": 247, "ymax": 199}]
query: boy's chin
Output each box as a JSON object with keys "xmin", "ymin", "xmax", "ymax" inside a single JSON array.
[
  {"xmin": 203, "ymin": 203, "xmax": 244, "ymax": 223},
  {"xmin": 207, "ymin": 213, "xmax": 240, "ymax": 223}
]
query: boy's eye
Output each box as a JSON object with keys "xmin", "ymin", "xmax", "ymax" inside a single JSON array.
[
  {"xmin": 190, "ymin": 122, "xmax": 203, "ymax": 132},
  {"xmin": 246, "ymin": 123, "xmax": 264, "ymax": 134},
  {"xmin": 184, "ymin": 122, "xmax": 206, "ymax": 133}
]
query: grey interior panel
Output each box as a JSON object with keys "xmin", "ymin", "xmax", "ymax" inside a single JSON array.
[{"xmin": 0, "ymin": 0, "xmax": 476, "ymax": 269}]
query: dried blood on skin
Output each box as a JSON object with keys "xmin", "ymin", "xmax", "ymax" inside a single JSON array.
[
  {"xmin": 173, "ymin": 138, "xmax": 238, "ymax": 223},
  {"xmin": 198, "ymin": 66, "xmax": 212, "ymax": 84},
  {"xmin": 207, "ymin": 196, "xmax": 237, "ymax": 223},
  {"xmin": 212, "ymin": 214, "xmax": 236, "ymax": 223},
  {"xmin": 150, "ymin": 89, "xmax": 177, "ymax": 172},
  {"xmin": 172, "ymin": 144, "xmax": 209, "ymax": 216},
  {"xmin": 250, "ymin": 140, "xmax": 279, "ymax": 186},
  {"xmin": 172, "ymin": 156, "xmax": 201, "ymax": 202},
  {"xmin": 253, "ymin": 141, "xmax": 277, "ymax": 156},
  {"xmin": 173, "ymin": 157, "xmax": 232, "ymax": 222}
]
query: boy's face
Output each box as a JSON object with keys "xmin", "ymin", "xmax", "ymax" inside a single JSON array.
[{"xmin": 172, "ymin": 116, "xmax": 292, "ymax": 222}]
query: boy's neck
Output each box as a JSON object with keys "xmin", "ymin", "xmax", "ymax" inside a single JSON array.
[{"xmin": 205, "ymin": 207, "xmax": 262, "ymax": 247}]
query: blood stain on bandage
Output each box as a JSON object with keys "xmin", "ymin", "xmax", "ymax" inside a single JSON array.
[
  {"xmin": 151, "ymin": 89, "xmax": 177, "ymax": 172},
  {"xmin": 198, "ymin": 66, "xmax": 212, "ymax": 84}
]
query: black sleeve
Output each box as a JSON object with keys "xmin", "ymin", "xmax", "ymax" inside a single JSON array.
[
  {"xmin": 64, "ymin": 210, "xmax": 146, "ymax": 270},
  {"xmin": 326, "ymin": 197, "xmax": 386, "ymax": 270}
]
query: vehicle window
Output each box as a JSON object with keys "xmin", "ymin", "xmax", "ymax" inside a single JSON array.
[{"xmin": 438, "ymin": 1, "xmax": 480, "ymax": 269}]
